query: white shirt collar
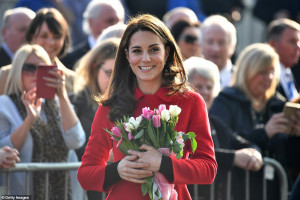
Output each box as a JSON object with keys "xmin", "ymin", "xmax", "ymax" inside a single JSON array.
[
  {"xmin": 88, "ymin": 35, "xmax": 97, "ymax": 49},
  {"xmin": 219, "ymin": 59, "xmax": 234, "ymax": 89}
]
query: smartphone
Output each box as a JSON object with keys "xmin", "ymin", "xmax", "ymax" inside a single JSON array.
[
  {"xmin": 283, "ymin": 102, "xmax": 300, "ymax": 134},
  {"xmin": 36, "ymin": 64, "xmax": 57, "ymax": 99}
]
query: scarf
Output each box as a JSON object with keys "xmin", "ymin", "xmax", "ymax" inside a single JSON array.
[{"xmin": 9, "ymin": 93, "xmax": 71, "ymax": 200}]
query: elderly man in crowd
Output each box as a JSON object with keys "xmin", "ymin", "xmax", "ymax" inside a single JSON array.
[
  {"xmin": 200, "ymin": 15, "xmax": 237, "ymax": 88},
  {"xmin": 0, "ymin": 7, "xmax": 35, "ymax": 68},
  {"xmin": 267, "ymin": 18, "xmax": 300, "ymax": 101},
  {"xmin": 61, "ymin": 0, "xmax": 125, "ymax": 69}
]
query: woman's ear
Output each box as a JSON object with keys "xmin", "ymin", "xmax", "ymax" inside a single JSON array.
[
  {"xmin": 165, "ymin": 46, "xmax": 170, "ymax": 62},
  {"xmin": 125, "ymin": 49, "xmax": 129, "ymax": 61}
]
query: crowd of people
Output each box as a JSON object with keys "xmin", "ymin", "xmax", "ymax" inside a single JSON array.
[{"xmin": 0, "ymin": 0, "xmax": 300, "ymax": 200}]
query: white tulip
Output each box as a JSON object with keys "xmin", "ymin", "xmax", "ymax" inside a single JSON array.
[
  {"xmin": 161, "ymin": 109, "xmax": 170, "ymax": 121},
  {"xmin": 125, "ymin": 116, "xmax": 142, "ymax": 132},
  {"xmin": 169, "ymin": 105, "xmax": 181, "ymax": 117}
]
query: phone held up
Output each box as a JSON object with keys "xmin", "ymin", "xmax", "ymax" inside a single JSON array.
[
  {"xmin": 283, "ymin": 102, "xmax": 300, "ymax": 134},
  {"xmin": 36, "ymin": 64, "xmax": 57, "ymax": 99}
]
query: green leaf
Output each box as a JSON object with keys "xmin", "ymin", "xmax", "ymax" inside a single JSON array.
[
  {"xmin": 187, "ymin": 132, "xmax": 197, "ymax": 152},
  {"xmin": 190, "ymin": 137, "xmax": 197, "ymax": 153},
  {"xmin": 134, "ymin": 129, "xmax": 144, "ymax": 139},
  {"xmin": 141, "ymin": 183, "xmax": 148, "ymax": 196},
  {"xmin": 147, "ymin": 121, "xmax": 158, "ymax": 148}
]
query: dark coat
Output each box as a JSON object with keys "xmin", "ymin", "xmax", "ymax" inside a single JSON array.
[
  {"xmin": 0, "ymin": 46, "xmax": 12, "ymax": 68},
  {"xmin": 61, "ymin": 40, "xmax": 90, "ymax": 70}
]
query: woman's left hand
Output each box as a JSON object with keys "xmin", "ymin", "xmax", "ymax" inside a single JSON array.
[
  {"xmin": 128, "ymin": 144, "xmax": 162, "ymax": 173},
  {"xmin": 44, "ymin": 69, "xmax": 66, "ymax": 98},
  {"xmin": 290, "ymin": 111, "xmax": 300, "ymax": 136}
]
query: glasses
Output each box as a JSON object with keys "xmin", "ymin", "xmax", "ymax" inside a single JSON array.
[
  {"xmin": 180, "ymin": 35, "xmax": 198, "ymax": 44},
  {"xmin": 22, "ymin": 63, "xmax": 38, "ymax": 75}
]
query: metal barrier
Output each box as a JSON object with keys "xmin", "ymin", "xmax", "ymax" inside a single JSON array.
[
  {"xmin": 0, "ymin": 157, "xmax": 289, "ymax": 200},
  {"xmin": 191, "ymin": 157, "xmax": 289, "ymax": 200}
]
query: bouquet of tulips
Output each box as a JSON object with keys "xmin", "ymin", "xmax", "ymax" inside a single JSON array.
[{"xmin": 105, "ymin": 104, "xmax": 197, "ymax": 200}]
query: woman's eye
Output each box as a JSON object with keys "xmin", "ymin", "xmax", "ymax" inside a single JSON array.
[
  {"xmin": 151, "ymin": 48, "xmax": 159, "ymax": 52},
  {"xmin": 132, "ymin": 49, "xmax": 141, "ymax": 53}
]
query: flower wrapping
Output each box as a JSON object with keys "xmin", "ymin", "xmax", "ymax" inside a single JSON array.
[{"xmin": 105, "ymin": 104, "xmax": 197, "ymax": 200}]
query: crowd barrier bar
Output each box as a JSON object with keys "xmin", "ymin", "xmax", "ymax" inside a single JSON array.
[{"xmin": 0, "ymin": 157, "xmax": 289, "ymax": 200}]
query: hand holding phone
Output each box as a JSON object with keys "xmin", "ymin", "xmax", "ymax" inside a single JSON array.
[
  {"xmin": 283, "ymin": 102, "xmax": 300, "ymax": 134},
  {"xmin": 36, "ymin": 64, "xmax": 57, "ymax": 99}
]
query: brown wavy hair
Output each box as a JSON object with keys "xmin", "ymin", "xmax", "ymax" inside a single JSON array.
[{"xmin": 101, "ymin": 14, "xmax": 189, "ymax": 122}]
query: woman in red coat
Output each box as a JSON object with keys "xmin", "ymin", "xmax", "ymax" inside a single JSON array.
[{"xmin": 77, "ymin": 14, "xmax": 217, "ymax": 200}]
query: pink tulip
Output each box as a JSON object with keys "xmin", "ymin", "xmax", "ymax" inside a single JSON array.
[
  {"xmin": 116, "ymin": 137, "xmax": 123, "ymax": 148},
  {"xmin": 152, "ymin": 115, "xmax": 161, "ymax": 128},
  {"xmin": 158, "ymin": 104, "xmax": 166, "ymax": 113},
  {"xmin": 111, "ymin": 127, "xmax": 122, "ymax": 137},
  {"xmin": 142, "ymin": 107, "xmax": 155, "ymax": 120},
  {"xmin": 128, "ymin": 132, "xmax": 134, "ymax": 140}
]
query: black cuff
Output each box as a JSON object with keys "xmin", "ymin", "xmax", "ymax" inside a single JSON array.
[
  {"xmin": 158, "ymin": 155, "xmax": 174, "ymax": 182},
  {"xmin": 103, "ymin": 161, "xmax": 121, "ymax": 189}
]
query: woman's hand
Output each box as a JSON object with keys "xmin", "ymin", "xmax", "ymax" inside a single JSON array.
[
  {"xmin": 117, "ymin": 154, "xmax": 152, "ymax": 184},
  {"xmin": 290, "ymin": 111, "xmax": 300, "ymax": 136},
  {"xmin": 265, "ymin": 112, "xmax": 289, "ymax": 138},
  {"xmin": 128, "ymin": 144, "xmax": 163, "ymax": 173},
  {"xmin": 44, "ymin": 69, "xmax": 66, "ymax": 98},
  {"xmin": 0, "ymin": 146, "xmax": 20, "ymax": 168},
  {"xmin": 21, "ymin": 88, "xmax": 42, "ymax": 123},
  {"xmin": 234, "ymin": 148, "xmax": 263, "ymax": 171}
]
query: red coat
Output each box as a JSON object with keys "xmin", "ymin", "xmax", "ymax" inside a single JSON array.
[{"xmin": 78, "ymin": 87, "xmax": 217, "ymax": 200}]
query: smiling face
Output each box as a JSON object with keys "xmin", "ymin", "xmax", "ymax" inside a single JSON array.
[
  {"xmin": 247, "ymin": 66, "xmax": 275, "ymax": 100},
  {"xmin": 125, "ymin": 30, "xmax": 169, "ymax": 93},
  {"xmin": 31, "ymin": 22, "xmax": 64, "ymax": 61},
  {"xmin": 22, "ymin": 53, "xmax": 44, "ymax": 92},
  {"xmin": 189, "ymin": 73, "xmax": 214, "ymax": 108}
]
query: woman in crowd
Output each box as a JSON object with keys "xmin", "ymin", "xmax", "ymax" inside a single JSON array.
[
  {"xmin": 185, "ymin": 56, "xmax": 264, "ymax": 200},
  {"xmin": 170, "ymin": 20, "xmax": 201, "ymax": 60},
  {"xmin": 210, "ymin": 43, "xmax": 300, "ymax": 191},
  {"xmin": 0, "ymin": 44, "xmax": 85, "ymax": 199},
  {"xmin": 0, "ymin": 8, "xmax": 75, "ymax": 95},
  {"xmin": 78, "ymin": 14, "xmax": 217, "ymax": 199},
  {"xmin": 71, "ymin": 38, "xmax": 119, "ymax": 160},
  {"xmin": 25, "ymin": 8, "xmax": 75, "ymax": 93},
  {"xmin": 71, "ymin": 36, "xmax": 119, "ymax": 200}
]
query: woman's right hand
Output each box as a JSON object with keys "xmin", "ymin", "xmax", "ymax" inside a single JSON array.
[
  {"xmin": 117, "ymin": 154, "xmax": 153, "ymax": 184},
  {"xmin": 0, "ymin": 146, "xmax": 20, "ymax": 168},
  {"xmin": 265, "ymin": 112, "xmax": 289, "ymax": 138},
  {"xmin": 21, "ymin": 88, "xmax": 42, "ymax": 123}
]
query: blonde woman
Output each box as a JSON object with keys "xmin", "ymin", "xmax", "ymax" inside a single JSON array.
[
  {"xmin": 0, "ymin": 44, "xmax": 85, "ymax": 198},
  {"xmin": 210, "ymin": 43, "xmax": 300, "ymax": 196}
]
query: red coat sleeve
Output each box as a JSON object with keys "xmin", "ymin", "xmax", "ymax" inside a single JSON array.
[
  {"xmin": 77, "ymin": 105, "xmax": 113, "ymax": 192},
  {"xmin": 172, "ymin": 92, "xmax": 217, "ymax": 185}
]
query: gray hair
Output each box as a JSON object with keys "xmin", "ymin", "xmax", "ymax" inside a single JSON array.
[
  {"xmin": 2, "ymin": 7, "xmax": 35, "ymax": 29},
  {"xmin": 200, "ymin": 15, "xmax": 237, "ymax": 47},
  {"xmin": 82, "ymin": 0, "xmax": 125, "ymax": 35},
  {"xmin": 96, "ymin": 23, "xmax": 126, "ymax": 44},
  {"xmin": 184, "ymin": 57, "xmax": 221, "ymax": 98}
]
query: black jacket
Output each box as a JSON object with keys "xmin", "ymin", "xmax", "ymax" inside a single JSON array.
[
  {"xmin": 61, "ymin": 40, "xmax": 90, "ymax": 70},
  {"xmin": 210, "ymin": 87, "xmax": 286, "ymax": 153},
  {"xmin": 0, "ymin": 46, "xmax": 12, "ymax": 68}
]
